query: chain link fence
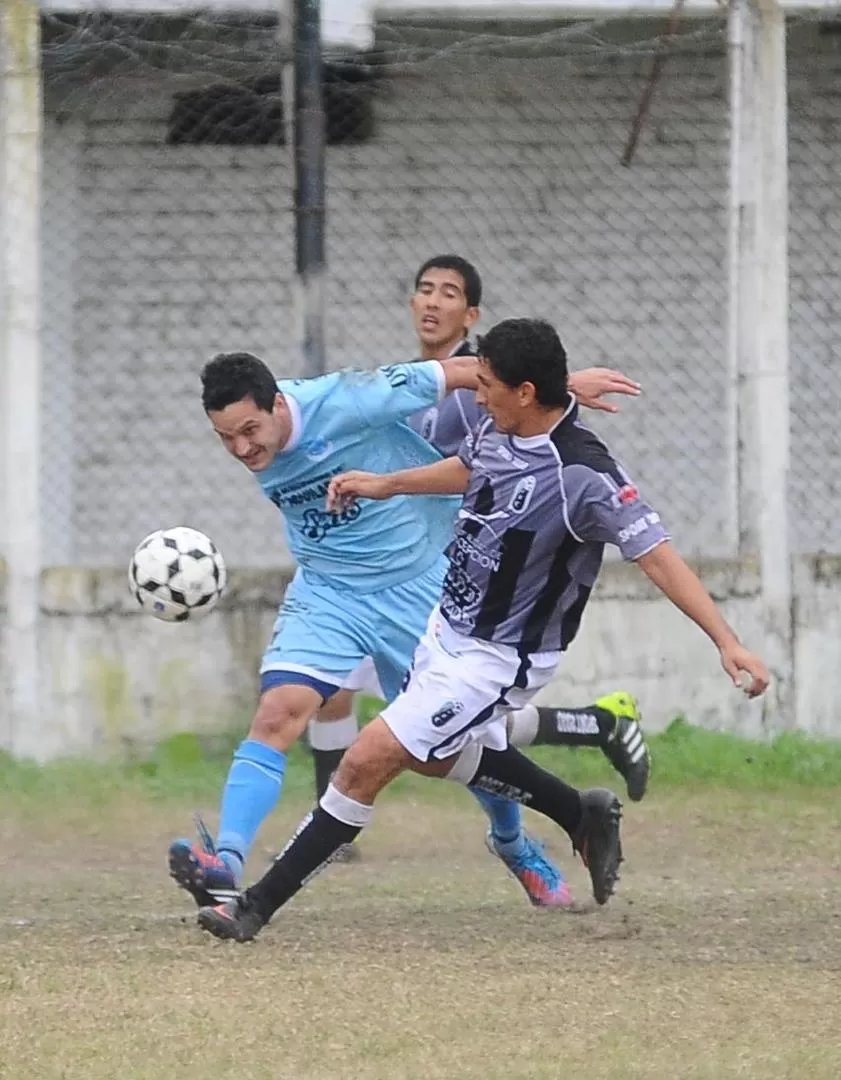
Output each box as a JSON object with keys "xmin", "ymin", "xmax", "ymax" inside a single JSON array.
[{"xmin": 11, "ymin": 6, "xmax": 841, "ymax": 568}]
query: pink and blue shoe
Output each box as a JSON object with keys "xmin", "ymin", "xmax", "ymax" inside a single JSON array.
[
  {"xmin": 168, "ymin": 815, "xmax": 240, "ymax": 908},
  {"xmin": 486, "ymin": 830, "xmax": 575, "ymax": 910}
]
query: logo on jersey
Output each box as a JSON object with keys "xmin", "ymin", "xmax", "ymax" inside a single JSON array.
[
  {"xmin": 431, "ymin": 699, "xmax": 464, "ymax": 728},
  {"xmin": 452, "ymin": 534, "xmax": 500, "ymax": 572},
  {"xmin": 381, "ymin": 365, "xmax": 409, "ymax": 389},
  {"xmin": 507, "ymin": 475, "xmax": 537, "ymax": 514},
  {"xmin": 420, "ymin": 408, "xmax": 438, "ymax": 442},
  {"xmin": 268, "ymin": 467, "xmax": 343, "ymax": 509},
  {"xmin": 618, "ymin": 511, "xmax": 661, "ymax": 545},
  {"xmin": 440, "ymin": 561, "xmax": 482, "ymax": 629},
  {"xmin": 300, "ymin": 504, "xmax": 361, "ymax": 541},
  {"xmin": 458, "ymin": 506, "xmax": 509, "ymax": 526},
  {"xmin": 302, "ymin": 437, "xmax": 334, "ymax": 462},
  {"xmin": 496, "ymin": 444, "xmax": 529, "ymax": 470},
  {"xmin": 612, "ymin": 484, "xmax": 639, "ymax": 508}
]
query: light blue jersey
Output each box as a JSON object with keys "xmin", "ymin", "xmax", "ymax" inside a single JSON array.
[
  {"xmin": 256, "ymin": 360, "xmax": 460, "ymax": 592},
  {"xmin": 205, "ymin": 356, "xmax": 529, "ymax": 883}
]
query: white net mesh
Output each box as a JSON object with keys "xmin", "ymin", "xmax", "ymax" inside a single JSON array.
[{"xmin": 21, "ymin": 7, "xmax": 841, "ymax": 567}]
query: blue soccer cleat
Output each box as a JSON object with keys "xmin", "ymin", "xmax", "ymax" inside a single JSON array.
[
  {"xmin": 486, "ymin": 830, "xmax": 575, "ymax": 910},
  {"xmin": 168, "ymin": 814, "xmax": 240, "ymax": 908}
]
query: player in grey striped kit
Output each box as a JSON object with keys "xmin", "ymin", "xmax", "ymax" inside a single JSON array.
[
  {"xmin": 308, "ymin": 255, "xmax": 651, "ymax": 821},
  {"xmin": 198, "ymin": 317, "xmax": 769, "ymax": 943}
]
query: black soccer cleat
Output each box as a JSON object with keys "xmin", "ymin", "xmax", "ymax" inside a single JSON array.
[
  {"xmin": 573, "ymin": 788, "xmax": 623, "ymax": 905},
  {"xmin": 197, "ymin": 895, "xmax": 266, "ymax": 944},
  {"xmin": 595, "ymin": 692, "xmax": 651, "ymax": 802}
]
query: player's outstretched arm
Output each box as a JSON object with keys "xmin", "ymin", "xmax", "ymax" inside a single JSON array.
[
  {"xmin": 327, "ymin": 457, "xmax": 469, "ymax": 512},
  {"xmin": 636, "ymin": 541, "xmax": 770, "ymax": 698},
  {"xmin": 438, "ymin": 355, "xmax": 480, "ymax": 392},
  {"xmin": 569, "ymin": 367, "xmax": 641, "ymax": 413}
]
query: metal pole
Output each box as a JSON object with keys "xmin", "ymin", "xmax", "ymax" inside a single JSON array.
[{"xmin": 293, "ymin": 0, "xmax": 326, "ymax": 376}]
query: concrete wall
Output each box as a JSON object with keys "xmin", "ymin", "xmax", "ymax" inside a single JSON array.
[
  {"xmin": 8, "ymin": 17, "xmax": 839, "ymax": 755},
  {"xmin": 3, "ymin": 555, "xmax": 839, "ymax": 759}
]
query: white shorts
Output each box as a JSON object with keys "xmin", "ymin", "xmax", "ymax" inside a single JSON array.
[
  {"xmin": 340, "ymin": 656, "xmax": 384, "ymax": 698},
  {"xmin": 382, "ymin": 607, "xmax": 560, "ymax": 762}
]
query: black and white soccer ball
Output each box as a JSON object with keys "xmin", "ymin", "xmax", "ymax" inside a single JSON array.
[{"xmin": 129, "ymin": 527, "xmax": 227, "ymax": 623}]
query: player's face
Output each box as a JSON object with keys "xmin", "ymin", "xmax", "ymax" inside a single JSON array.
[
  {"xmin": 410, "ymin": 268, "xmax": 479, "ymax": 357},
  {"xmin": 475, "ymin": 358, "xmax": 534, "ymax": 435},
  {"xmin": 208, "ymin": 394, "xmax": 288, "ymax": 471}
]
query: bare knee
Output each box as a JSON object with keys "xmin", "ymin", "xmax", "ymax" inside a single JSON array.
[
  {"xmin": 250, "ymin": 685, "xmax": 323, "ymax": 751},
  {"xmin": 332, "ymin": 717, "xmax": 411, "ymax": 803}
]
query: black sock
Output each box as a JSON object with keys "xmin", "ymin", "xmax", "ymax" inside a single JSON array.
[
  {"xmin": 312, "ymin": 747, "xmax": 346, "ymax": 800},
  {"xmin": 246, "ymin": 806, "xmax": 361, "ymax": 922},
  {"xmin": 469, "ymin": 746, "xmax": 583, "ymax": 839},
  {"xmin": 534, "ymin": 706, "xmax": 616, "ymax": 749}
]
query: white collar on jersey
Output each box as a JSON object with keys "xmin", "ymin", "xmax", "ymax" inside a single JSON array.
[
  {"xmin": 278, "ymin": 391, "xmax": 304, "ymax": 454},
  {"xmin": 510, "ymin": 393, "xmax": 578, "ymax": 449}
]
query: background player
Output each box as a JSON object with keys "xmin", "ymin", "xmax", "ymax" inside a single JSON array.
[{"xmin": 308, "ymin": 254, "xmax": 652, "ymax": 818}]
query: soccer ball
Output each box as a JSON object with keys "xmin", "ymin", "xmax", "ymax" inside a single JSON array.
[{"xmin": 129, "ymin": 526, "xmax": 227, "ymax": 623}]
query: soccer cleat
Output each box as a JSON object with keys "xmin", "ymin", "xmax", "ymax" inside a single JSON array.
[
  {"xmin": 486, "ymin": 830, "xmax": 575, "ymax": 909},
  {"xmin": 573, "ymin": 788, "xmax": 623, "ymax": 905},
  {"xmin": 168, "ymin": 832, "xmax": 240, "ymax": 909},
  {"xmin": 595, "ymin": 691, "xmax": 651, "ymax": 802},
  {"xmin": 198, "ymin": 895, "xmax": 266, "ymax": 943}
]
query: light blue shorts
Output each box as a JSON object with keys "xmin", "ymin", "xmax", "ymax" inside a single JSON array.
[{"xmin": 260, "ymin": 555, "xmax": 448, "ymax": 703}]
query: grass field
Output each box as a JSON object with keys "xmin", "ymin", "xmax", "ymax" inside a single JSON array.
[{"xmin": 2, "ymin": 724, "xmax": 840, "ymax": 1080}]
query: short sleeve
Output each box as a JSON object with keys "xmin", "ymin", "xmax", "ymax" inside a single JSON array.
[
  {"xmin": 349, "ymin": 361, "xmax": 445, "ymax": 429},
  {"xmin": 457, "ymin": 434, "xmax": 474, "ymax": 467},
  {"xmin": 457, "ymin": 414, "xmax": 494, "ymax": 469},
  {"xmin": 563, "ymin": 463, "xmax": 670, "ymax": 560},
  {"xmin": 417, "ymin": 389, "xmax": 486, "ymax": 458}
]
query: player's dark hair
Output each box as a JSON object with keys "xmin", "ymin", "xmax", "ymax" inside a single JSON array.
[
  {"xmin": 478, "ymin": 318, "xmax": 569, "ymax": 407},
  {"xmin": 414, "ymin": 254, "xmax": 482, "ymax": 308},
  {"xmin": 201, "ymin": 352, "xmax": 278, "ymax": 413}
]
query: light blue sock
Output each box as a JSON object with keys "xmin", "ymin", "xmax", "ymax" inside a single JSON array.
[
  {"xmin": 216, "ymin": 739, "xmax": 287, "ymax": 880},
  {"xmin": 470, "ymin": 786, "xmax": 526, "ymax": 855}
]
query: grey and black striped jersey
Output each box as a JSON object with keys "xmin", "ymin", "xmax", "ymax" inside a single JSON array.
[
  {"xmin": 408, "ymin": 388, "xmax": 485, "ymax": 459},
  {"xmin": 407, "ymin": 340, "xmax": 485, "ymax": 459},
  {"xmin": 441, "ymin": 398, "xmax": 670, "ymax": 652}
]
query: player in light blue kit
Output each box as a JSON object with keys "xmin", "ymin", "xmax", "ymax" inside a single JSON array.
[{"xmin": 169, "ymin": 351, "xmax": 579, "ymax": 907}]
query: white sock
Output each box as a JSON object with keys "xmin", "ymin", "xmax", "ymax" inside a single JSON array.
[
  {"xmin": 308, "ymin": 714, "xmax": 358, "ymax": 752},
  {"xmin": 506, "ymin": 705, "xmax": 540, "ymax": 748},
  {"xmin": 320, "ymin": 782, "xmax": 374, "ymax": 827}
]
